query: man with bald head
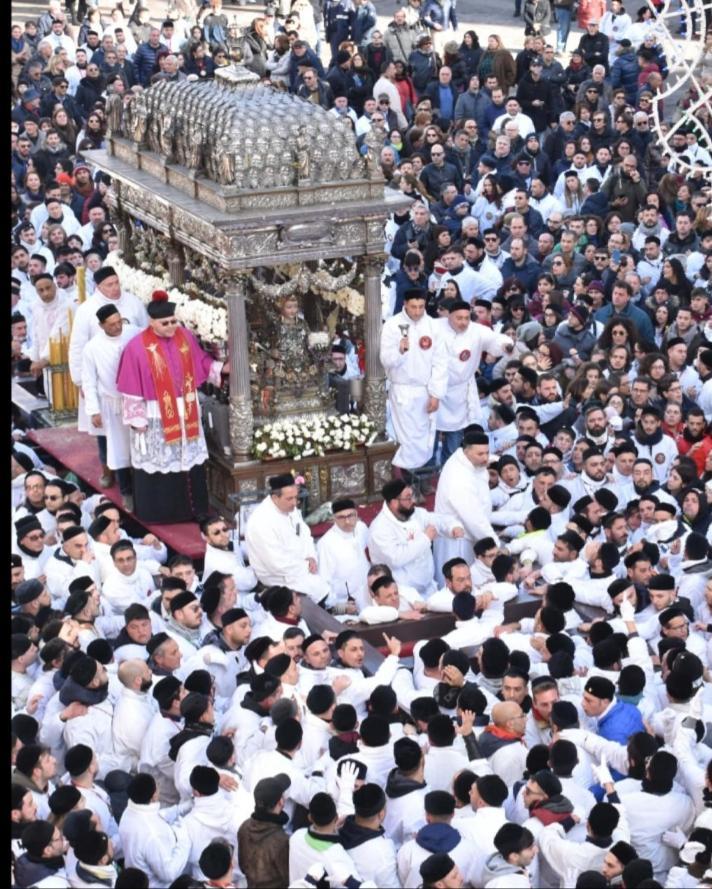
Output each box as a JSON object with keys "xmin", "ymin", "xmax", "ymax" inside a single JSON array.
[
  {"xmin": 112, "ymin": 659, "xmax": 155, "ymax": 771},
  {"xmin": 477, "ymin": 701, "xmax": 528, "ymax": 786}
]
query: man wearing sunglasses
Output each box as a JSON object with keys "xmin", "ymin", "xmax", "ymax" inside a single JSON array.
[{"xmin": 116, "ymin": 290, "xmax": 228, "ymax": 523}]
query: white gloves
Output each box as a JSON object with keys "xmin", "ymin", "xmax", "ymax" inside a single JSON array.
[
  {"xmin": 662, "ymin": 827, "xmax": 688, "ymax": 849},
  {"xmin": 335, "ymin": 760, "xmax": 360, "ymax": 817},
  {"xmin": 690, "ymin": 688, "xmax": 704, "ymax": 721},
  {"xmin": 619, "ymin": 594, "xmax": 635, "ymax": 622},
  {"xmin": 591, "ymin": 754, "xmax": 613, "ymax": 787}
]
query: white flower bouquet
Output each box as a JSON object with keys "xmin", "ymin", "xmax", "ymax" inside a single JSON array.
[
  {"xmin": 106, "ymin": 251, "xmax": 228, "ymax": 345},
  {"xmin": 252, "ymin": 413, "xmax": 377, "ymax": 460}
]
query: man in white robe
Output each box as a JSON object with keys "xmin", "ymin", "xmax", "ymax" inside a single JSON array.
[
  {"xmin": 28, "ymin": 274, "xmax": 72, "ymax": 381},
  {"xmin": 81, "ymin": 303, "xmax": 139, "ymax": 511},
  {"xmin": 68, "ymin": 265, "xmax": 148, "ymax": 487},
  {"xmin": 244, "ymin": 473, "xmax": 331, "ymax": 604},
  {"xmin": 435, "ymin": 301, "xmax": 514, "ymax": 464},
  {"xmin": 368, "ymin": 479, "xmax": 465, "ymax": 597},
  {"xmin": 380, "ymin": 289, "xmax": 448, "ymax": 471},
  {"xmin": 200, "ymin": 516, "xmax": 259, "ymax": 613},
  {"xmin": 434, "ymin": 431, "xmax": 500, "ymax": 575},
  {"xmin": 315, "ymin": 498, "xmax": 370, "ymax": 613}
]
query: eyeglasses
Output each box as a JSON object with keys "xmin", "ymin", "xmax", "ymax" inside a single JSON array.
[
  {"xmin": 25, "ymin": 532, "xmax": 46, "ymax": 541},
  {"xmin": 45, "ymin": 494, "xmax": 62, "ymax": 500}
]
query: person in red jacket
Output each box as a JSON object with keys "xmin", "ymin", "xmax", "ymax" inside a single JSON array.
[{"xmin": 676, "ymin": 407, "xmax": 712, "ymax": 475}]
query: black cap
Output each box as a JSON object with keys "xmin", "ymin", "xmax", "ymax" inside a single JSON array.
[
  {"xmin": 146, "ymin": 290, "xmax": 176, "ymax": 320},
  {"xmin": 93, "ymin": 266, "xmax": 117, "ymax": 285},
  {"xmin": 269, "ymin": 473, "xmax": 295, "ymax": 491},
  {"xmin": 254, "ymin": 773, "xmax": 291, "ymax": 809},
  {"xmin": 420, "ymin": 853, "xmax": 455, "ymax": 884}
]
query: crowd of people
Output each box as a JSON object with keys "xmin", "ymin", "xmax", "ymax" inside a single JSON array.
[{"xmin": 9, "ymin": 0, "xmax": 712, "ymax": 886}]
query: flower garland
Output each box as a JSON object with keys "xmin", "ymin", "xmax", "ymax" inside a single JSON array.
[
  {"xmin": 252, "ymin": 414, "xmax": 377, "ymax": 460},
  {"xmin": 249, "ymin": 262, "xmax": 365, "ymax": 317},
  {"xmin": 106, "ymin": 251, "xmax": 228, "ymax": 343}
]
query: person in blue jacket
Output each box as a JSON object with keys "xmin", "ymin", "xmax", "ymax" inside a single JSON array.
[
  {"xmin": 610, "ymin": 39, "xmax": 639, "ymax": 104},
  {"xmin": 594, "ymin": 280, "xmax": 655, "ymax": 343},
  {"xmin": 581, "ymin": 675, "xmax": 645, "ymax": 745}
]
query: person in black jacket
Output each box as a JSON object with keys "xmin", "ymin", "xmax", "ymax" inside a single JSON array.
[
  {"xmin": 577, "ymin": 21, "xmax": 610, "ymax": 72},
  {"xmin": 296, "ymin": 68, "xmax": 334, "ymax": 109},
  {"xmin": 39, "ymin": 76, "xmax": 82, "ymax": 127},
  {"xmin": 74, "ymin": 62, "xmax": 105, "ymax": 122},
  {"xmin": 516, "ymin": 57, "xmax": 554, "ymax": 135},
  {"xmin": 326, "ymin": 50, "xmax": 355, "ymax": 98},
  {"xmin": 420, "ymin": 144, "xmax": 463, "ymax": 197}
]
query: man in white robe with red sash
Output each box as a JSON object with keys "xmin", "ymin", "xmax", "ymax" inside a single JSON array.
[{"xmin": 116, "ymin": 290, "xmax": 226, "ymax": 524}]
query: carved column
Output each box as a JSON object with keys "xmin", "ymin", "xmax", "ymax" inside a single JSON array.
[
  {"xmin": 225, "ymin": 274, "xmax": 254, "ymax": 463},
  {"xmin": 362, "ymin": 254, "xmax": 387, "ymax": 437},
  {"xmin": 167, "ymin": 245, "xmax": 185, "ymax": 288}
]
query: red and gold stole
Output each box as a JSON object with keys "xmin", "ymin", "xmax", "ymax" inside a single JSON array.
[{"xmin": 141, "ymin": 327, "xmax": 200, "ymax": 444}]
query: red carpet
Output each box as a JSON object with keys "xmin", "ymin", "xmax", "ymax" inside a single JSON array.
[
  {"xmin": 27, "ymin": 426, "xmax": 436, "ymax": 559},
  {"xmin": 27, "ymin": 427, "xmax": 204, "ymax": 559}
]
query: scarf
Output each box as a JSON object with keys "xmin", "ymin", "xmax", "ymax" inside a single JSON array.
[
  {"xmin": 635, "ymin": 427, "xmax": 663, "ymax": 447},
  {"xmin": 168, "ymin": 616, "xmax": 201, "ymax": 645},
  {"xmin": 141, "ymin": 326, "xmax": 200, "ymax": 445},
  {"xmin": 75, "ymin": 862, "xmax": 116, "ymax": 888},
  {"xmin": 168, "ymin": 720, "xmax": 213, "ymax": 761},
  {"xmin": 58, "ymin": 676, "xmax": 109, "ymax": 707},
  {"xmin": 529, "ymin": 794, "xmax": 574, "ymax": 825},
  {"xmin": 482, "ymin": 724, "xmax": 521, "ymax": 742},
  {"xmin": 12, "ymin": 36, "xmax": 25, "ymax": 53},
  {"xmin": 17, "ymin": 540, "xmax": 43, "ymax": 558},
  {"xmin": 251, "ymin": 808, "xmax": 289, "ymax": 827}
]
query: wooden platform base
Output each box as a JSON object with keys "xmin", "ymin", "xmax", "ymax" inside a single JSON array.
[{"xmin": 207, "ymin": 440, "xmax": 398, "ymax": 519}]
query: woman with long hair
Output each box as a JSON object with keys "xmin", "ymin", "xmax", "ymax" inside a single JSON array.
[
  {"xmin": 582, "ymin": 215, "xmax": 603, "ymax": 247},
  {"xmin": 654, "ymin": 258, "xmax": 693, "ymax": 305},
  {"xmin": 422, "ymin": 125, "xmax": 446, "ymax": 162},
  {"xmin": 348, "ymin": 53, "xmax": 374, "ymax": 115},
  {"xmin": 459, "ymin": 30, "xmax": 483, "ymax": 77},
  {"xmin": 472, "ymin": 175, "xmax": 505, "ymax": 232},
  {"xmin": 550, "ymin": 254, "xmax": 577, "ymax": 291},
  {"xmin": 637, "ymin": 350, "xmax": 668, "ymax": 388},
  {"xmin": 51, "ymin": 106, "xmax": 77, "ymax": 151},
  {"xmin": 561, "ymin": 174, "xmax": 584, "ymax": 216},
  {"xmin": 652, "ymin": 304, "xmax": 673, "ymax": 348},
  {"xmin": 477, "ymin": 34, "xmax": 516, "ymax": 92},
  {"xmin": 597, "ymin": 316, "xmax": 638, "ymax": 353},
  {"xmin": 541, "ymin": 304, "xmax": 563, "ymax": 340},
  {"xmin": 423, "ymin": 225, "xmax": 454, "ymax": 270},
  {"xmin": 45, "ymin": 223, "xmax": 68, "ymax": 260},
  {"xmin": 20, "ymin": 170, "xmax": 45, "ymax": 206},
  {"xmin": 76, "ymin": 112, "xmax": 106, "ymax": 152}
]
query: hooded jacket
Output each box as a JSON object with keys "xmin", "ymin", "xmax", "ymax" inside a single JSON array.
[
  {"xmin": 482, "ymin": 851, "xmax": 530, "ymax": 887},
  {"xmin": 339, "ymin": 816, "xmax": 400, "ymax": 887},
  {"xmin": 398, "ymin": 822, "xmax": 471, "ymax": 886},
  {"xmin": 14, "ymin": 853, "xmax": 69, "ymax": 888}
]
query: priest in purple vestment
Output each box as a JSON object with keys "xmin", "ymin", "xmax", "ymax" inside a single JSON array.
[{"xmin": 116, "ymin": 290, "xmax": 226, "ymax": 523}]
